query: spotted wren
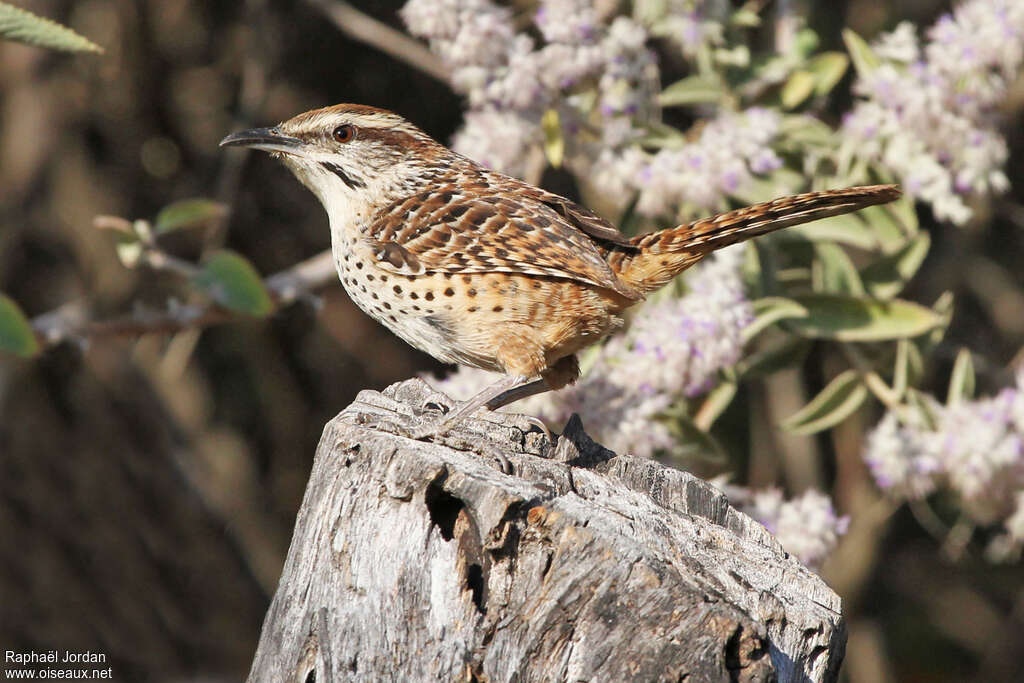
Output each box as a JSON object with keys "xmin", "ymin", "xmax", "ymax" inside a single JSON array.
[{"xmin": 221, "ymin": 104, "xmax": 900, "ymax": 436}]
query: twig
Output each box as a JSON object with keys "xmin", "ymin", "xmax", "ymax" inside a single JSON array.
[
  {"xmin": 30, "ymin": 251, "xmax": 337, "ymax": 348},
  {"xmin": 303, "ymin": 0, "xmax": 449, "ymax": 83}
]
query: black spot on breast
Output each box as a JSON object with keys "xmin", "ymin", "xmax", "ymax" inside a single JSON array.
[
  {"xmin": 425, "ymin": 292, "xmax": 434, "ymax": 301},
  {"xmin": 410, "ymin": 292, "xmax": 419, "ymax": 300},
  {"xmin": 384, "ymin": 302, "xmax": 392, "ymax": 310},
  {"xmin": 493, "ymin": 305, "xmax": 503, "ymax": 312},
  {"xmin": 356, "ymin": 261, "xmax": 364, "ymax": 269},
  {"xmin": 467, "ymin": 288, "xmax": 477, "ymax": 297},
  {"xmin": 367, "ymin": 274, "xmax": 375, "ymax": 281},
  {"xmin": 393, "ymin": 285, "xmax": 403, "ymax": 294},
  {"xmin": 444, "ymin": 288, "xmax": 455, "ymax": 297}
]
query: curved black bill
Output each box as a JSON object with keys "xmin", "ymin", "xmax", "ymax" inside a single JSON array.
[{"xmin": 219, "ymin": 127, "xmax": 303, "ymax": 153}]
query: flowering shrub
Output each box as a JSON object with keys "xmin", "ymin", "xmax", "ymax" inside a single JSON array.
[{"xmin": 403, "ymin": 0, "xmax": 1024, "ymax": 569}]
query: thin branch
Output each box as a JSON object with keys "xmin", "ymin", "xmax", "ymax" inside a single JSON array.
[
  {"xmin": 303, "ymin": 0, "xmax": 449, "ymax": 83},
  {"xmin": 30, "ymin": 251, "xmax": 338, "ymax": 348}
]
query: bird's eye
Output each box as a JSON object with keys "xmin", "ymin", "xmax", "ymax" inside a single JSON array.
[{"xmin": 332, "ymin": 124, "xmax": 355, "ymax": 143}]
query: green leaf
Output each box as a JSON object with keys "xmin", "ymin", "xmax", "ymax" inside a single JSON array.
[
  {"xmin": 659, "ymin": 75, "xmax": 723, "ymax": 107},
  {"xmin": 808, "ymin": 52, "xmax": 849, "ymax": 95},
  {"xmin": 785, "ymin": 294, "xmax": 943, "ymax": 341},
  {"xmin": 781, "ymin": 70, "xmax": 816, "ymax": 109},
  {"xmin": 744, "ymin": 296, "xmax": 809, "ymax": 342},
  {"xmin": 736, "ymin": 337, "xmax": 811, "ymax": 378},
  {"xmin": 781, "ymin": 369, "xmax": 868, "ymax": 435},
  {"xmin": 946, "ymin": 348, "xmax": 975, "ymax": 405},
  {"xmin": 0, "ymin": 2, "xmax": 102, "ymax": 53},
  {"xmin": 729, "ymin": 167, "xmax": 805, "ymax": 205},
  {"xmin": 155, "ymin": 198, "xmax": 228, "ymax": 234},
  {"xmin": 636, "ymin": 121, "xmax": 688, "ymax": 149},
  {"xmin": 842, "ymin": 29, "xmax": 879, "ymax": 78},
  {"xmin": 860, "ymin": 204, "xmax": 908, "ymax": 252},
  {"xmin": 541, "ymin": 109, "xmax": 564, "ymax": 169},
  {"xmin": 778, "ymin": 114, "xmax": 837, "ymax": 148},
  {"xmin": 693, "ymin": 380, "xmax": 737, "ymax": 430},
  {"xmin": 860, "ymin": 232, "xmax": 931, "ymax": 299},
  {"xmin": 887, "ymin": 193, "xmax": 919, "ymax": 234},
  {"xmin": 813, "ymin": 242, "xmax": 865, "ymax": 295},
  {"xmin": 193, "ymin": 250, "xmax": 273, "ymax": 316},
  {"xmin": 0, "ymin": 293, "xmax": 39, "ymax": 357},
  {"xmin": 661, "ymin": 411, "xmax": 728, "ymax": 466},
  {"xmin": 730, "ymin": 8, "xmax": 761, "ymax": 27},
  {"xmin": 794, "ymin": 28, "xmax": 820, "ymax": 57},
  {"xmin": 781, "ymin": 212, "xmax": 878, "ymax": 250},
  {"xmin": 893, "ymin": 339, "xmax": 910, "ymax": 398}
]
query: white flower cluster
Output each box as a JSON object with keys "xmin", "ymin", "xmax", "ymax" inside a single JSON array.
[
  {"xmin": 636, "ymin": 0, "xmax": 725, "ymax": 56},
  {"xmin": 402, "ymin": 1, "xmax": 781, "ymax": 216},
  {"xmin": 723, "ymin": 485, "xmax": 850, "ymax": 570},
  {"xmin": 864, "ymin": 372, "xmax": 1024, "ymax": 558},
  {"xmin": 841, "ymin": 0, "xmax": 1023, "ymax": 224},
  {"xmin": 426, "ymin": 246, "xmax": 752, "ymax": 459},
  {"xmin": 590, "ymin": 108, "xmax": 783, "ymax": 216}
]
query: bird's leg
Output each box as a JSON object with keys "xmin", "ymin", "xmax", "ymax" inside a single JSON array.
[
  {"xmin": 417, "ymin": 374, "xmax": 540, "ymax": 438},
  {"xmin": 485, "ymin": 378, "xmax": 554, "ymax": 441},
  {"xmin": 485, "ymin": 377, "xmax": 550, "ymax": 410}
]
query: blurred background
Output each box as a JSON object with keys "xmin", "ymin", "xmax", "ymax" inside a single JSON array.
[{"xmin": 1, "ymin": 1, "xmax": 1022, "ymax": 681}]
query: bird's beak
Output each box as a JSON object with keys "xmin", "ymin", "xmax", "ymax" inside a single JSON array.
[{"xmin": 219, "ymin": 127, "xmax": 304, "ymax": 154}]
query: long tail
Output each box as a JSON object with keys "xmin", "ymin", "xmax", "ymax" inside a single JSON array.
[{"xmin": 609, "ymin": 184, "xmax": 901, "ymax": 296}]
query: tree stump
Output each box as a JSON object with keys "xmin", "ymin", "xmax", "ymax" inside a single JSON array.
[{"xmin": 247, "ymin": 379, "xmax": 845, "ymax": 682}]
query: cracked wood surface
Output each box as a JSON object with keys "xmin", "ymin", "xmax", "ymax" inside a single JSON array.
[{"xmin": 247, "ymin": 379, "xmax": 845, "ymax": 682}]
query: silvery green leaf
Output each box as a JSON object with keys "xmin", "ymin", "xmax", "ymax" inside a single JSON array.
[
  {"xmin": 785, "ymin": 294, "xmax": 943, "ymax": 341},
  {"xmin": 659, "ymin": 75, "xmax": 723, "ymax": 107},
  {"xmin": 0, "ymin": 2, "xmax": 102, "ymax": 53},
  {"xmin": 781, "ymin": 369, "xmax": 868, "ymax": 435},
  {"xmin": 808, "ymin": 52, "xmax": 849, "ymax": 95},
  {"xmin": 736, "ymin": 337, "xmax": 812, "ymax": 378},
  {"xmin": 781, "ymin": 212, "xmax": 878, "ymax": 250},
  {"xmin": 781, "ymin": 70, "xmax": 816, "ymax": 109},
  {"xmin": 946, "ymin": 348, "xmax": 976, "ymax": 405},
  {"xmin": 813, "ymin": 242, "xmax": 865, "ymax": 295},
  {"xmin": 860, "ymin": 233, "xmax": 931, "ymax": 299},
  {"xmin": 842, "ymin": 29, "xmax": 879, "ymax": 78},
  {"xmin": 744, "ymin": 297, "xmax": 809, "ymax": 342}
]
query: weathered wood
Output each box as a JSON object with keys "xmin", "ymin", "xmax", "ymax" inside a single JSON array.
[{"xmin": 248, "ymin": 379, "xmax": 845, "ymax": 682}]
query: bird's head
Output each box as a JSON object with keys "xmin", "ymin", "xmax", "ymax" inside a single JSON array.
[{"xmin": 220, "ymin": 104, "xmax": 445, "ymax": 212}]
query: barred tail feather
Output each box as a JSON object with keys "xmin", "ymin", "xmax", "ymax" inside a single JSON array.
[{"xmin": 610, "ymin": 184, "xmax": 901, "ymax": 296}]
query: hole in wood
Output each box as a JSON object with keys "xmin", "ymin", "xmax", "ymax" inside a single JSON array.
[
  {"xmin": 425, "ymin": 481, "xmax": 463, "ymax": 542},
  {"xmin": 466, "ymin": 562, "xmax": 486, "ymax": 615}
]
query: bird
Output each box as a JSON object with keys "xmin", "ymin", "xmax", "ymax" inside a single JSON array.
[{"xmin": 221, "ymin": 104, "xmax": 900, "ymax": 438}]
